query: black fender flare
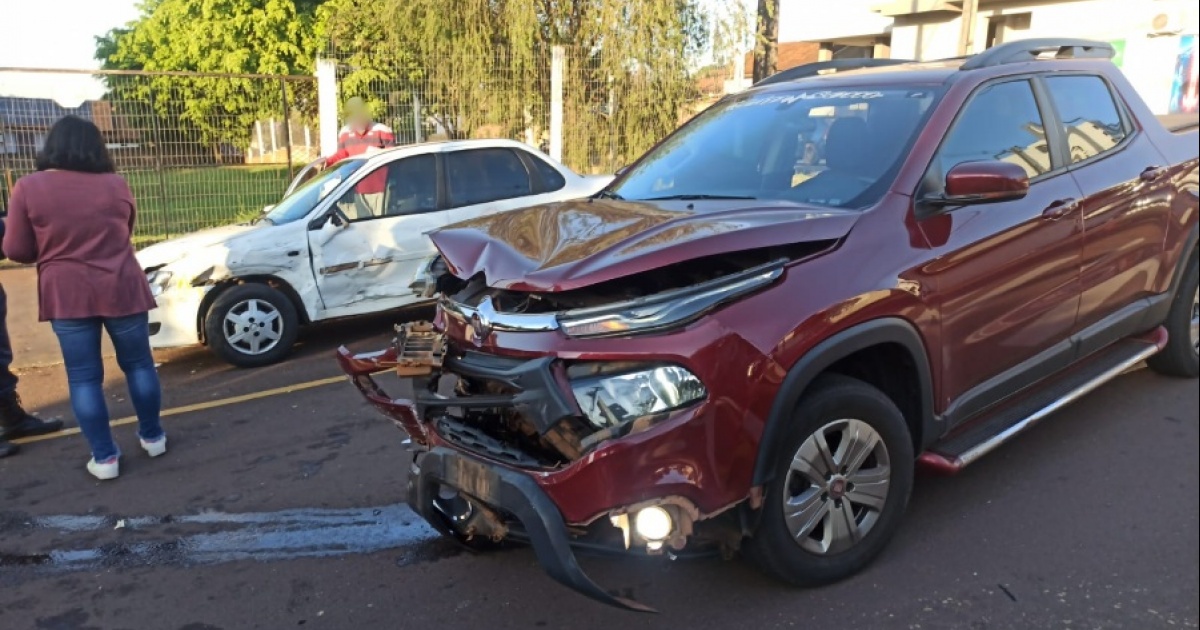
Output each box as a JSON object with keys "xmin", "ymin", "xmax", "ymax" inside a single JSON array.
[{"xmin": 751, "ymin": 317, "xmax": 938, "ymax": 487}]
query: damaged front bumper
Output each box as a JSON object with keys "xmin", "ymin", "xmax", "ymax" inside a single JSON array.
[
  {"xmin": 337, "ymin": 324, "xmax": 725, "ymax": 613},
  {"xmin": 409, "ymin": 446, "xmax": 655, "ymax": 613}
]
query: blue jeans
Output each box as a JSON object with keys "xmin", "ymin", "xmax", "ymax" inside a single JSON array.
[{"xmin": 51, "ymin": 314, "xmax": 164, "ymax": 462}]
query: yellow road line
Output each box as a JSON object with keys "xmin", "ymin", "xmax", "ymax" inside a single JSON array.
[{"xmin": 12, "ymin": 375, "xmax": 348, "ymax": 445}]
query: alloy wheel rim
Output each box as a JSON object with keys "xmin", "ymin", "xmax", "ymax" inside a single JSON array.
[
  {"xmin": 222, "ymin": 299, "xmax": 283, "ymax": 356},
  {"xmin": 782, "ymin": 418, "xmax": 891, "ymax": 555},
  {"xmin": 1190, "ymin": 287, "xmax": 1199, "ymax": 355}
]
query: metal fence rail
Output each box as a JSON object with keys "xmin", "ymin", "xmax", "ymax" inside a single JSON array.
[
  {"xmin": 328, "ymin": 47, "xmax": 718, "ymax": 176},
  {"xmin": 1, "ymin": 68, "xmax": 315, "ymax": 247},
  {"xmin": 2, "ymin": 52, "xmax": 719, "ymax": 248}
]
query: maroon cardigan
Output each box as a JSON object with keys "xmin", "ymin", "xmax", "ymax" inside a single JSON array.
[{"xmin": 2, "ymin": 171, "xmax": 156, "ymax": 321}]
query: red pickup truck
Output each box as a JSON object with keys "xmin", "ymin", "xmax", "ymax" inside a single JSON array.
[{"xmin": 339, "ymin": 39, "xmax": 1199, "ymax": 612}]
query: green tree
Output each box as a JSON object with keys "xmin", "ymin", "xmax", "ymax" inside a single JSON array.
[
  {"xmin": 96, "ymin": 0, "xmax": 325, "ymax": 160},
  {"xmin": 318, "ymin": 0, "xmax": 715, "ymax": 171},
  {"xmin": 753, "ymin": 0, "xmax": 780, "ymax": 83}
]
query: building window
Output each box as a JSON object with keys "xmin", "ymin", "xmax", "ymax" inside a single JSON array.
[
  {"xmin": 986, "ymin": 12, "xmax": 1032, "ymax": 48},
  {"xmin": 831, "ymin": 45, "xmax": 875, "ymax": 60}
]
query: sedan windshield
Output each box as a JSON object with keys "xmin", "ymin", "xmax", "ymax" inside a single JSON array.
[
  {"xmin": 262, "ymin": 160, "xmax": 366, "ymax": 225},
  {"xmin": 610, "ymin": 86, "xmax": 943, "ymax": 209}
]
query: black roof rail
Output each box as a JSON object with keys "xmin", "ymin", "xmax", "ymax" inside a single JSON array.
[
  {"xmin": 753, "ymin": 58, "xmax": 914, "ymax": 87},
  {"xmin": 960, "ymin": 38, "xmax": 1114, "ymax": 71}
]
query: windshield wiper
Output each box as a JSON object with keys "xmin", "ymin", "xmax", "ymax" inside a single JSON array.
[
  {"xmin": 594, "ymin": 189, "xmax": 624, "ymax": 200},
  {"xmin": 643, "ymin": 194, "xmax": 757, "ymax": 201}
]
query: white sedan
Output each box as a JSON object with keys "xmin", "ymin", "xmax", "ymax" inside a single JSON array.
[{"xmin": 136, "ymin": 139, "xmax": 612, "ymax": 367}]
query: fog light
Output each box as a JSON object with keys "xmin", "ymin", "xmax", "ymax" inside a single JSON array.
[{"xmin": 634, "ymin": 506, "xmax": 673, "ymax": 542}]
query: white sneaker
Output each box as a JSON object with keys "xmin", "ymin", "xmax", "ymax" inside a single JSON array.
[
  {"xmin": 87, "ymin": 457, "xmax": 120, "ymax": 480},
  {"xmin": 139, "ymin": 436, "xmax": 167, "ymax": 458}
]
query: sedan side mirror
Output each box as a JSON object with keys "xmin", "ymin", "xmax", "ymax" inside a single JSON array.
[
  {"xmin": 615, "ymin": 165, "xmax": 629, "ymax": 177},
  {"xmin": 307, "ymin": 209, "xmax": 346, "ymax": 231},
  {"xmin": 927, "ymin": 161, "xmax": 1030, "ymax": 207}
]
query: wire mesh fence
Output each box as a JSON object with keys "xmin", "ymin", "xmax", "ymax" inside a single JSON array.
[
  {"xmin": 328, "ymin": 46, "xmax": 719, "ymax": 176},
  {"xmin": 1, "ymin": 68, "xmax": 316, "ymax": 247},
  {"xmin": 3, "ymin": 49, "xmax": 720, "ymax": 248}
]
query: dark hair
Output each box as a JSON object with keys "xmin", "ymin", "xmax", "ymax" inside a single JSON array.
[{"xmin": 35, "ymin": 115, "xmax": 116, "ymax": 173}]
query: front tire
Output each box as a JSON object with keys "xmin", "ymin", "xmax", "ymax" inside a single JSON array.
[
  {"xmin": 204, "ymin": 284, "xmax": 299, "ymax": 368},
  {"xmin": 747, "ymin": 375, "xmax": 914, "ymax": 586},
  {"xmin": 1148, "ymin": 250, "xmax": 1199, "ymax": 379}
]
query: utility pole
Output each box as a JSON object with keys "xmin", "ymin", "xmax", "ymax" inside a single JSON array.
[{"xmin": 957, "ymin": 0, "xmax": 980, "ymax": 56}]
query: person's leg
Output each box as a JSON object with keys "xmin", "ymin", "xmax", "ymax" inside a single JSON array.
[
  {"xmin": 361, "ymin": 192, "xmax": 384, "ymax": 217},
  {"xmin": 0, "ymin": 284, "xmax": 17, "ymax": 458},
  {"xmin": 50, "ymin": 318, "xmax": 119, "ymax": 462},
  {"xmin": 0, "ymin": 285, "xmax": 17, "ymax": 397},
  {"xmin": 104, "ymin": 313, "xmax": 164, "ymax": 443},
  {"xmin": 0, "ymin": 285, "xmax": 62, "ymax": 450}
]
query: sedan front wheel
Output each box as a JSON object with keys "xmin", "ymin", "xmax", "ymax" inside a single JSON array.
[{"xmin": 204, "ymin": 284, "xmax": 300, "ymax": 368}]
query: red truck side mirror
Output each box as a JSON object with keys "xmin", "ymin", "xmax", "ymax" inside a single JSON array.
[{"xmin": 931, "ymin": 161, "xmax": 1030, "ymax": 206}]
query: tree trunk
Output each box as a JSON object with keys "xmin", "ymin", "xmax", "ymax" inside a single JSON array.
[{"xmin": 752, "ymin": 0, "xmax": 780, "ymax": 83}]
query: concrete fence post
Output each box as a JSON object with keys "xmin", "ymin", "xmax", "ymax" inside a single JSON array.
[
  {"xmin": 550, "ymin": 46, "xmax": 564, "ymax": 162},
  {"xmin": 316, "ymin": 58, "xmax": 339, "ymax": 157},
  {"xmin": 412, "ymin": 94, "xmax": 423, "ymax": 144}
]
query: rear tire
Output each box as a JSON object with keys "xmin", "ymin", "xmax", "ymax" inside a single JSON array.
[
  {"xmin": 747, "ymin": 374, "xmax": 914, "ymax": 586},
  {"xmin": 204, "ymin": 284, "xmax": 299, "ymax": 368},
  {"xmin": 1148, "ymin": 250, "xmax": 1199, "ymax": 379}
]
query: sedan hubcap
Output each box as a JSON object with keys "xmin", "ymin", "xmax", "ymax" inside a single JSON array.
[
  {"xmin": 223, "ymin": 299, "xmax": 283, "ymax": 356},
  {"xmin": 783, "ymin": 419, "xmax": 891, "ymax": 555}
]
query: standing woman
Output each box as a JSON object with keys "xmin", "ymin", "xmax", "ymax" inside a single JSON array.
[{"xmin": 2, "ymin": 115, "xmax": 166, "ymax": 480}]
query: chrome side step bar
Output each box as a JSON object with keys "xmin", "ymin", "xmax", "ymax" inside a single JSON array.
[{"xmin": 919, "ymin": 327, "xmax": 1168, "ymax": 475}]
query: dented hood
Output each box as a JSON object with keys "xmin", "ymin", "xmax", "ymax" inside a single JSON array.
[
  {"xmin": 136, "ymin": 223, "xmax": 260, "ymax": 269},
  {"xmin": 430, "ymin": 198, "xmax": 861, "ymax": 292}
]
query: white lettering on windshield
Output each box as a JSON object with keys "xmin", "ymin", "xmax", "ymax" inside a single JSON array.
[{"xmin": 728, "ymin": 91, "xmax": 886, "ymax": 110}]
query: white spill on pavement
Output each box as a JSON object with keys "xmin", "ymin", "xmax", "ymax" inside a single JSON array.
[{"xmin": 0, "ymin": 503, "xmax": 452, "ymax": 571}]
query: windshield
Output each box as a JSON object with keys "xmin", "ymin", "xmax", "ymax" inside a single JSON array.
[
  {"xmin": 610, "ymin": 86, "xmax": 943, "ymax": 209},
  {"xmin": 261, "ymin": 160, "xmax": 366, "ymax": 225}
]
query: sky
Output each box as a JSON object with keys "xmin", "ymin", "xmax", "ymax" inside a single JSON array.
[{"xmin": 0, "ymin": 0, "xmax": 145, "ymax": 105}]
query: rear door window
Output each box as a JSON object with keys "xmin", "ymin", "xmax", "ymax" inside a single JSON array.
[
  {"xmin": 1043, "ymin": 75, "xmax": 1128, "ymax": 164},
  {"xmin": 525, "ymin": 152, "xmax": 567, "ymax": 192},
  {"xmin": 447, "ymin": 148, "xmax": 533, "ymax": 207}
]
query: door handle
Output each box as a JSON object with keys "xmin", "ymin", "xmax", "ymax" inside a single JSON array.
[
  {"xmin": 1140, "ymin": 166, "xmax": 1166, "ymax": 183},
  {"xmin": 1042, "ymin": 198, "xmax": 1079, "ymax": 220}
]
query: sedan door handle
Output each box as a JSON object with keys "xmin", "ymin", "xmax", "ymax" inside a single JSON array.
[
  {"xmin": 1042, "ymin": 198, "xmax": 1079, "ymax": 220},
  {"xmin": 1140, "ymin": 166, "xmax": 1167, "ymax": 183}
]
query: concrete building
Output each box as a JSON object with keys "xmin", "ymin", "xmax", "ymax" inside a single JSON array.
[
  {"xmin": 767, "ymin": 0, "xmax": 1199, "ymax": 113},
  {"xmin": 780, "ymin": 0, "xmax": 894, "ymax": 60}
]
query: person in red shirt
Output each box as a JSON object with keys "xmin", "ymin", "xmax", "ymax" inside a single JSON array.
[{"xmin": 324, "ymin": 97, "xmax": 396, "ymax": 219}]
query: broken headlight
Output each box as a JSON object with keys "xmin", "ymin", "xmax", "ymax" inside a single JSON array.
[
  {"xmin": 146, "ymin": 268, "xmax": 174, "ymax": 297},
  {"xmin": 569, "ymin": 364, "xmax": 705, "ymax": 446},
  {"xmin": 556, "ymin": 260, "xmax": 785, "ymax": 338}
]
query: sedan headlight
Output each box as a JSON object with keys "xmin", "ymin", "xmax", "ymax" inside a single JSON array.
[
  {"xmin": 569, "ymin": 364, "xmax": 706, "ymax": 447},
  {"xmin": 146, "ymin": 269, "xmax": 174, "ymax": 297},
  {"xmin": 557, "ymin": 260, "xmax": 785, "ymax": 338}
]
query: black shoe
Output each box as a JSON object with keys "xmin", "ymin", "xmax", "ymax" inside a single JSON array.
[
  {"xmin": 0, "ymin": 392, "xmax": 63, "ymax": 440},
  {"xmin": 0, "ymin": 439, "xmax": 17, "ymax": 458}
]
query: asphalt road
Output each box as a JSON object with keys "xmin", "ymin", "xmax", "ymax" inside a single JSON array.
[{"xmin": 1, "ymin": 301, "xmax": 1197, "ymax": 630}]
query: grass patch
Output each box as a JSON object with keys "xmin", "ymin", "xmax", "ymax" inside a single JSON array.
[
  {"xmin": 125, "ymin": 165, "xmax": 292, "ymax": 245},
  {"xmin": 3, "ymin": 164, "xmax": 292, "ymax": 250}
]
